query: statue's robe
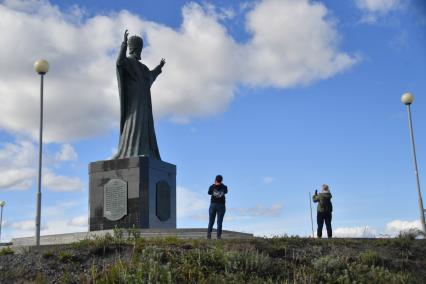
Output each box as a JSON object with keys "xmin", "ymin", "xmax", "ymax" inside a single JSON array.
[{"xmin": 113, "ymin": 42, "xmax": 162, "ymax": 160}]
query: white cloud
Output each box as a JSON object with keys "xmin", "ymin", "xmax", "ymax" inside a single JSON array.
[
  {"xmin": 242, "ymin": 0, "xmax": 357, "ymax": 87},
  {"xmin": 355, "ymin": 0, "xmax": 401, "ymax": 23},
  {"xmin": 385, "ymin": 219, "xmax": 421, "ymax": 234},
  {"xmin": 262, "ymin": 176, "xmax": 275, "ymax": 184},
  {"xmin": 177, "ymin": 186, "xmax": 209, "ymax": 218},
  {"xmin": 6, "ymin": 219, "xmax": 47, "ymax": 231},
  {"xmin": 334, "ymin": 226, "xmax": 377, "ymax": 238},
  {"xmin": 0, "ymin": 140, "xmax": 83, "ymax": 192},
  {"xmin": 43, "ymin": 201, "xmax": 82, "ymax": 217},
  {"xmin": 42, "ymin": 170, "xmax": 84, "ymax": 192},
  {"xmin": 0, "ymin": 141, "xmax": 36, "ymax": 190},
  {"xmin": 42, "ymin": 219, "xmax": 87, "ymax": 235},
  {"xmin": 4, "ymin": 218, "xmax": 87, "ymax": 240},
  {"xmin": 334, "ymin": 219, "xmax": 422, "ymax": 238},
  {"xmin": 356, "ymin": 0, "xmax": 400, "ymax": 13},
  {"xmin": 55, "ymin": 144, "xmax": 77, "ymax": 161},
  {"xmin": 68, "ymin": 215, "xmax": 87, "ymax": 227},
  {"xmin": 3, "ymin": 200, "xmax": 88, "ymax": 240},
  {"xmin": 0, "ymin": 0, "xmax": 356, "ymax": 143}
]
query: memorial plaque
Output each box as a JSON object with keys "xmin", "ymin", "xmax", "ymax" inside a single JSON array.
[
  {"xmin": 104, "ymin": 179, "xmax": 128, "ymax": 221},
  {"xmin": 156, "ymin": 180, "xmax": 171, "ymax": 221}
]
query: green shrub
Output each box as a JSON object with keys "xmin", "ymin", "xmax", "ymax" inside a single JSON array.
[
  {"xmin": 344, "ymin": 263, "xmax": 414, "ymax": 283},
  {"xmin": 398, "ymin": 228, "xmax": 423, "ymax": 240},
  {"xmin": 42, "ymin": 250, "xmax": 54, "ymax": 259},
  {"xmin": 126, "ymin": 225, "xmax": 141, "ymax": 242},
  {"xmin": 312, "ymin": 255, "xmax": 346, "ymax": 274},
  {"xmin": 359, "ymin": 250, "xmax": 383, "ymax": 267},
  {"xmin": 112, "ymin": 226, "xmax": 125, "ymax": 244},
  {"xmin": 227, "ymin": 249, "xmax": 273, "ymax": 275},
  {"xmin": 58, "ymin": 251, "xmax": 74, "ymax": 263},
  {"xmin": 0, "ymin": 247, "xmax": 14, "ymax": 256}
]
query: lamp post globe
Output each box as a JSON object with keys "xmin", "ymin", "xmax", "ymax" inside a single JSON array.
[
  {"xmin": 0, "ymin": 201, "xmax": 5, "ymax": 207},
  {"xmin": 401, "ymin": 92, "xmax": 414, "ymax": 105},
  {"xmin": 34, "ymin": 59, "xmax": 49, "ymax": 75}
]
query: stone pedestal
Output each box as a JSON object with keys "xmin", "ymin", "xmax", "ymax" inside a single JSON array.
[{"xmin": 89, "ymin": 157, "xmax": 176, "ymax": 231}]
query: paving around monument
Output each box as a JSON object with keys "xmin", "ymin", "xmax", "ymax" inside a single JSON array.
[{"xmin": 1, "ymin": 0, "xmax": 426, "ymax": 283}]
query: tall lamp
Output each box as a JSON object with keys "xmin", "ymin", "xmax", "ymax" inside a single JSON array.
[
  {"xmin": 34, "ymin": 59, "xmax": 49, "ymax": 246},
  {"xmin": 0, "ymin": 201, "xmax": 5, "ymax": 242},
  {"xmin": 401, "ymin": 92, "xmax": 426, "ymax": 233}
]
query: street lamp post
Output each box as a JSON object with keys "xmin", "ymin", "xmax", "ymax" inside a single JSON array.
[
  {"xmin": 34, "ymin": 59, "xmax": 49, "ymax": 246},
  {"xmin": 0, "ymin": 201, "xmax": 5, "ymax": 242},
  {"xmin": 401, "ymin": 92, "xmax": 426, "ymax": 234}
]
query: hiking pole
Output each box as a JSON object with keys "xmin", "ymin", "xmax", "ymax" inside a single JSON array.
[{"xmin": 309, "ymin": 192, "xmax": 314, "ymax": 238}]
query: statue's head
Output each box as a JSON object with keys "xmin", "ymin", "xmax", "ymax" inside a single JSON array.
[{"xmin": 128, "ymin": 35, "xmax": 143, "ymax": 60}]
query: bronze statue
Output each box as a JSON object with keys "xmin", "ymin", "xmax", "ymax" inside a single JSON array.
[{"xmin": 113, "ymin": 30, "xmax": 165, "ymax": 160}]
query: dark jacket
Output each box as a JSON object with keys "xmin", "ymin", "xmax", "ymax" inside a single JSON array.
[
  {"xmin": 208, "ymin": 184, "xmax": 228, "ymax": 204},
  {"xmin": 313, "ymin": 192, "xmax": 333, "ymax": 213}
]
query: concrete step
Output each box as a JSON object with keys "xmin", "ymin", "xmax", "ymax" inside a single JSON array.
[{"xmin": 10, "ymin": 228, "xmax": 254, "ymax": 247}]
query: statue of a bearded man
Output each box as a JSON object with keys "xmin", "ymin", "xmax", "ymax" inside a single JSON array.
[{"xmin": 113, "ymin": 30, "xmax": 165, "ymax": 160}]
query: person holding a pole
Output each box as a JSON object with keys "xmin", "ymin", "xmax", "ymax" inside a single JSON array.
[{"xmin": 313, "ymin": 184, "xmax": 333, "ymax": 238}]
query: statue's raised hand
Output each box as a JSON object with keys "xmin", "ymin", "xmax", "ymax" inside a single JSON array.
[
  {"xmin": 159, "ymin": 58, "xmax": 166, "ymax": 68},
  {"xmin": 124, "ymin": 29, "xmax": 129, "ymax": 43}
]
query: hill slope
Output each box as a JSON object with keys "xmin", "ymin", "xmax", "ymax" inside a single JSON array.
[{"xmin": 1, "ymin": 233, "xmax": 425, "ymax": 283}]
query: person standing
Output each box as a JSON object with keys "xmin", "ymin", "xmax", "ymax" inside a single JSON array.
[
  {"xmin": 207, "ymin": 175, "xmax": 228, "ymax": 239},
  {"xmin": 313, "ymin": 184, "xmax": 333, "ymax": 238}
]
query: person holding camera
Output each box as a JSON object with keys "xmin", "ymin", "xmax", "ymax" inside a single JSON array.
[
  {"xmin": 313, "ymin": 184, "xmax": 333, "ymax": 238},
  {"xmin": 207, "ymin": 175, "xmax": 228, "ymax": 239}
]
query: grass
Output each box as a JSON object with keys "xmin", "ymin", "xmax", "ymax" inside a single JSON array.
[
  {"xmin": 58, "ymin": 251, "xmax": 75, "ymax": 263},
  {"xmin": 1, "ymin": 234, "xmax": 425, "ymax": 283},
  {"xmin": 359, "ymin": 250, "xmax": 383, "ymax": 266},
  {"xmin": 79, "ymin": 235, "xmax": 420, "ymax": 283},
  {"xmin": 0, "ymin": 247, "xmax": 14, "ymax": 256}
]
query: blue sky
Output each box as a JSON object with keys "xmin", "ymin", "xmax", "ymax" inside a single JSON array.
[{"xmin": 0, "ymin": 0, "xmax": 425, "ymax": 240}]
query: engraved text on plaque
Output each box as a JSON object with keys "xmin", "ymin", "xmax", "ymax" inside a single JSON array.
[{"xmin": 104, "ymin": 179, "xmax": 128, "ymax": 221}]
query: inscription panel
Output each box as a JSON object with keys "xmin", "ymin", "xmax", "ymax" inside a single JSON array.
[
  {"xmin": 156, "ymin": 180, "xmax": 171, "ymax": 222},
  {"xmin": 104, "ymin": 179, "xmax": 128, "ymax": 221}
]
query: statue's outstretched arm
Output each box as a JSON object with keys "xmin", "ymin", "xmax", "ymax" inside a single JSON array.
[
  {"xmin": 149, "ymin": 58, "xmax": 166, "ymax": 86},
  {"xmin": 117, "ymin": 30, "xmax": 129, "ymax": 67}
]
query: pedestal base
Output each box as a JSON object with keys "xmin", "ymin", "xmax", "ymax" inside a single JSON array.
[
  {"xmin": 89, "ymin": 157, "xmax": 176, "ymax": 231},
  {"xmin": 10, "ymin": 229, "xmax": 254, "ymax": 247}
]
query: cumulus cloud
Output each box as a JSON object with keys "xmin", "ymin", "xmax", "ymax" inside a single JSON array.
[
  {"xmin": 0, "ymin": 141, "xmax": 36, "ymax": 190},
  {"xmin": 42, "ymin": 170, "xmax": 84, "ymax": 192},
  {"xmin": 334, "ymin": 226, "xmax": 377, "ymax": 238},
  {"xmin": 355, "ymin": 0, "xmax": 401, "ymax": 23},
  {"xmin": 0, "ymin": 0, "xmax": 356, "ymax": 143},
  {"xmin": 3, "ymin": 201, "xmax": 88, "ymax": 240},
  {"xmin": 55, "ymin": 144, "xmax": 78, "ymax": 161},
  {"xmin": 242, "ymin": 0, "xmax": 356, "ymax": 87},
  {"xmin": 334, "ymin": 219, "xmax": 422, "ymax": 238},
  {"xmin": 177, "ymin": 186, "xmax": 209, "ymax": 218},
  {"xmin": 0, "ymin": 140, "xmax": 83, "ymax": 191},
  {"xmin": 5, "ymin": 219, "xmax": 47, "ymax": 231},
  {"xmin": 68, "ymin": 215, "xmax": 87, "ymax": 227},
  {"xmin": 4, "ymin": 217, "xmax": 87, "ymax": 239},
  {"xmin": 385, "ymin": 219, "xmax": 421, "ymax": 234}
]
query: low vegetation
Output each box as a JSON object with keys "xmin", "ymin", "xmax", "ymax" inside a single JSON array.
[{"xmin": 0, "ymin": 230, "xmax": 425, "ymax": 283}]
